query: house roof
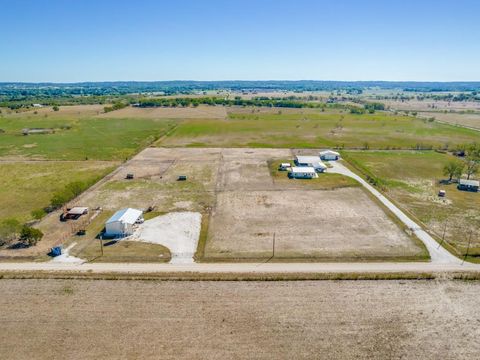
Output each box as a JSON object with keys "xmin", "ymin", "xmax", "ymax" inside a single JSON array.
[
  {"xmin": 459, "ymin": 179, "xmax": 480, "ymax": 186},
  {"xmin": 295, "ymin": 155, "xmax": 321, "ymax": 164},
  {"xmin": 291, "ymin": 166, "xmax": 316, "ymax": 173},
  {"xmin": 319, "ymin": 150, "xmax": 340, "ymax": 156},
  {"xmin": 106, "ymin": 208, "xmax": 143, "ymax": 225}
]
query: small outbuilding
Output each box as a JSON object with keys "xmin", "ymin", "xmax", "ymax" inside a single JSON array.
[
  {"xmin": 289, "ymin": 167, "xmax": 318, "ymax": 179},
  {"xmin": 457, "ymin": 179, "xmax": 479, "ymax": 192},
  {"xmin": 279, "ymin": 162, "xmax": 291, "ymax": 171},
  {"xmin": 105, "ymin": 208, "xmax": 144, "ymax": 237},
  {"xmin": 319, "ymin": 150, "xmax": 340, "ymax": 161}
]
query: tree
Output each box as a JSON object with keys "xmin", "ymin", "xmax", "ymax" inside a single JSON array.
[
  {"xmin": 466, "ymin": 143, "xmax": 480, "ymax": 179},
  {"xmin": 443, "ymin": 161, "xmax": 464, "ymax": 182},
  {"xmin": 52, "ymin": 105, "xmax": 59, "ymax": 111},
  {"xmin": 466, "ymin": 160, "xmax": 479, "ymax": 180},
  {"xmin": 19, "ymin": 226, "xmax": 43, "ymax": 247}
]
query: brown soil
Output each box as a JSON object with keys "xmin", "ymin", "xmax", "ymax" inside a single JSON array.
[{"xmin": 0, "ymin": 279, "xmax": 479, "ymax": 359}]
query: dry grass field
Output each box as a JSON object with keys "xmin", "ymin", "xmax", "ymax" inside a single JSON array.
[
  {"xmin": 0, "ymin": 279, "xmax": 479, "ymax": 359},
  {"xmin": 417, "ymin": 111, "xmax": 480, "ymax": 130},
  {"xmin": 384, "ymin": 99, "xmax": 480, "ymax": 112},
  {"xmin": 96, "ymin": 105, "xmax": 227, "ymax": 119},
  {"xmin": 343, "ymin": 151, "xmax": 480, "ymax": 259}
]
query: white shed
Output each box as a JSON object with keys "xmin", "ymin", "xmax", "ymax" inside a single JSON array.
[
  {"xmin": 319, "ymin": 150, "xmax": 340, "ymax": 161},
  {"xmin": 289, "ymin": 167, "xmax": 318, "ymax": 179},
  {"xmin": 105, "ymin": 208, "xmax": 144, "ymax": 237}
]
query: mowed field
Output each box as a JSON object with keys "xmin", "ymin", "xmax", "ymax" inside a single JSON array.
[
  {"xmin": 159, "ymin": 107, "xmax": 479, "ymax": 149},
  {"xmin": 0, "ymin": 105, "xmax": 176, "ymax": 160},
  {"xmin": 343, "ymin": 151, "xmax": 480, "ymax": 259},
  {"xmin": 1, "ymin": 279, "xmax": 480, "ymax": 359}
]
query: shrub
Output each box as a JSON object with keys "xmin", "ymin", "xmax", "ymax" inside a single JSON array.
[
  {"xmin": 0, "ymin": 218, "xmax": 21, "ymax": 246},
  {"xmin": 31, "ymin": 208, "xmax": 47, "ymax": 220},
  {"xmin": 19, "ymin": 226, "xmax": 43, "ymax": 247}
]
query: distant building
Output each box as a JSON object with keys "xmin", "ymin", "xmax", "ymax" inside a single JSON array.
[
  {"xmin": 457, "ymin": 179, "xmax": 479, "ymax": 192},
  {"xmin": 105, "ymin": 208, "xmax": 144, "ymax": 237},
  {"xmin": 32, "ymin": 103, "xmax": 43, "ymax": 108},
  {"xmin": 289, "ymin": 167, "xmax": 318, "ymax": 179},
  {"xmin": 319, "ymin": 150, "xmax": 340, "ymax": 161}
]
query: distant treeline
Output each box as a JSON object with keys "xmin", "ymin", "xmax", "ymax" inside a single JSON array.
[
  {"xmin": 2, "ymin": 80, "xmax": 480, "ymax": 97},
  {"xmin": 138, "ymin": 96, "xmax": 336, "ymax": 109}
]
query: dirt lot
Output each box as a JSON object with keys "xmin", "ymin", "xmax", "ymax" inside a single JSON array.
[
  {"xmin": 96, "ymin": 105, "xmax": 227, "ymax": 119},
  {"xmin": 207, "ymin": 188, "xmax": 423, "ymax": 260},
  {"xmin": 17, "ymin": 148, "xmax": 424, "ymax": 262},
  {"xmin": 207, "ymin": 148, "xmax": 424, "ymax": 261},
  {"xmin": 0, "ymin": 279, "xmax": 479, "ymax": 359}
]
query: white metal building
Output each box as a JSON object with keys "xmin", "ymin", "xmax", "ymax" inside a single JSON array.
[
  {"xmin": 295, "ymin": 155, "xmax": 321, "ymax": 166},
  {"xmin": 319, "ymin": 150, "xmax": 340, "ymax": 161},
  {"xmin": 289, "ymin": 167, "xmax": 318, "ymax": 179},
  {"xmin": 105, "ymin": 208, "xmax": 144, "ymax": 237}
]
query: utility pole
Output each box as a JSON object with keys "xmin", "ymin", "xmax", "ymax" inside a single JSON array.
[
  {"xmin": 462, "ymin": 230, "xmax": 473, "ymax": 265},
  {"xmin": 272, "ymin": 232, "xmax": 276, "ymax": 258},
  {"xmin": 437, "ymin": 221, "xmax": 447, "ymax": 249},
  {"xmin": 99, "ymin": 235, "xmax": 104, "ymax": 256}
]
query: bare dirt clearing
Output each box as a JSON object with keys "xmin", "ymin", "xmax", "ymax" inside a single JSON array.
[
  {"xmin": 0, "ymin": 279, "xmax": 479, "ymax": 359},
  {"xmin": 207, "ymin": 188, "xmax": 424, "ymax": 261}
]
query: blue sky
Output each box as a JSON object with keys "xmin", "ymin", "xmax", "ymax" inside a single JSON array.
[{"xmin": 1, "ymin": 0, "xmax": 479, "ymax": 82}]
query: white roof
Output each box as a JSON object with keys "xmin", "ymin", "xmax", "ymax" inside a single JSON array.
[
  {"xmin": 295, "ymin": 155, "xmax": 321, "ymax": 164},
  {"xmin": 280, "ymin": 163, "xmax": 291, "ymax": 166},
  {"xmin": 312, "ymin": 161, "xmax": 327, "ymax": 169},
  {"xmin": 106, "ymin": 208, "xmax": 143, "ymax": 225},
  {"xmin": 319, "ymin": 150, "xmax": 340, "ymax": 156},
  {"xmin": 291, "ymin": 166, "xmax": 316, "ymax": 174},
  {"xmin": 67, "ymin": 206, "xmax": 88, "ymax": 215},
  {"xmin": 460, "ymin": 179, "xmax": 479, "ymax": 186}
]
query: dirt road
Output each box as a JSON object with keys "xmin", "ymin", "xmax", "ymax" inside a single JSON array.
[{"xmin": 0, "ymin": 261, "xmax": 478, "ymax": 275}]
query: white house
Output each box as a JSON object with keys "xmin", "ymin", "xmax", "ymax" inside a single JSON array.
[
  {"xmin": 289, "ymin": 167, "xmax": 318, "ymax": 179},
  {"xmin": 319, "ymin": 150, "xmax": 340, "ymax": 161},
  {"xmin": 295, "ymin": 155, "xmax": 321, "ymax": 166},
  {"xmin": 105, "ymin": 208, "xmax": 144, "ymax": 237}
]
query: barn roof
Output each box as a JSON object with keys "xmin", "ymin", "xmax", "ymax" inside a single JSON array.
[
  {"xmin": 319, "ymin": 150, "xmax": 340, "ymax": 156},
  {"xmin": 295, "ymin": 155, "xmax": 321, "ymax": 164},
  {"xmin": 291, "ymin": 166, "xmax": 316, "ymax": 174},
  {"xmin": 106, "ymin": 208, "xmax": 143, "ymax": 225}
]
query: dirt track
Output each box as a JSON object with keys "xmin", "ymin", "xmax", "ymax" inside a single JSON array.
[{"xmin": 1, "ymin": 279, "xmax": 479, "ymax": 359}]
